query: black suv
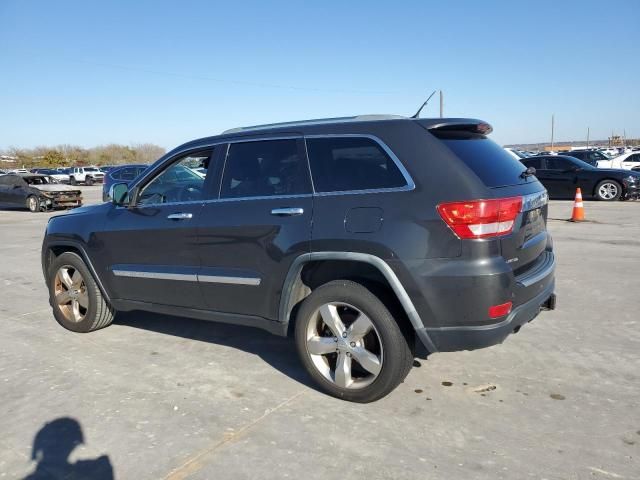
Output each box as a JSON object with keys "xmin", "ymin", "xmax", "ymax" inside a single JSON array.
[{"xmin": 41, "ymin": 116, "xmax": 556, "ymax": 402}]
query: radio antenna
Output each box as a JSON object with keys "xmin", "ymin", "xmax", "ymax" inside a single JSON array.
[{"xmin": 411, "ymin": 90, "xmax": 437, "ymax": 119}]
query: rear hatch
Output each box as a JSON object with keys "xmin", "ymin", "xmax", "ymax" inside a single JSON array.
[{"xmin": 424, "ymin": 121, "xmax": 549, "ymax": 273}]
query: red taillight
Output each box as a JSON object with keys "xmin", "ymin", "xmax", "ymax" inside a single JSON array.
[
  {"xmin": 437, "ymin": 197, "xmax": 523, "ymax": 239},
  {"xmin": 488, "ymin": 302, "xmax": 512, "ymax": 319}
]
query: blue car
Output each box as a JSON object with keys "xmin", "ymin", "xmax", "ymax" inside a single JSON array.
[{"xmin": 102, "ymin": 164, "xmax": 148, "ymax": 202}]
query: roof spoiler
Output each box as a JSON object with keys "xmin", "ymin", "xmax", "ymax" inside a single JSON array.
[{"xmin": 417, "ymin": 118, "xmax": 493, "ymax": 135}]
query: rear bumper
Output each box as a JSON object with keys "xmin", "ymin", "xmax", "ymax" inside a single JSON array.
[
  {"xmin": 396, "ymin": 243, "xmax": 556, "ymax": 354},
  {"xmin": 416, "ymin": 280, "xmax": 555, "ymax": 352}
]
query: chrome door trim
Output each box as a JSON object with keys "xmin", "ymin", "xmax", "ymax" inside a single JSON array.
[
  {"xmin": 197, "ymin": 274, "xmax": 261, "ymax": 286},
  {"xmin": 112, "ymin": 269, "xmax": 198, "ymax": 282},
  {"xmin": 111, "ymin": 267, "xmax": 261, "ymax": 286}
]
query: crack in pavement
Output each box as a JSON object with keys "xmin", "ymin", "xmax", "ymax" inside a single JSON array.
[{"xmin": 163, "ymin": 390, "xmax": 306, "ymax": 480}]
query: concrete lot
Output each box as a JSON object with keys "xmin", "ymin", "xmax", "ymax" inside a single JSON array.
[{"xmin": 1, "ymin": 187, "xmax": 638, "ymax": 479}]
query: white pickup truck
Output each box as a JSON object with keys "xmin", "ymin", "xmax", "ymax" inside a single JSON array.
[{"xmin": 69, "ymin": 166, "xmax": 105, "ymax": 186}]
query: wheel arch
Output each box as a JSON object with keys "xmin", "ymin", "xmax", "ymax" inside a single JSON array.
[
  {"xmin": 43, "ymin": 241, "xmax": 112, "ymax": 303},
  {"xmin": 278, "ymin": 252, "xmax": 436, "ymax": 351}
]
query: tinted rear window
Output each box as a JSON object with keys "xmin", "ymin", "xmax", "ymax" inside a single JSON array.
[
  {"xmin": 306, "ymin": 137, "xmax": 407, "ymax": 193},
  {"xmin": 437, "ymin": 132, "xmax": 527, "ymax": 187}
]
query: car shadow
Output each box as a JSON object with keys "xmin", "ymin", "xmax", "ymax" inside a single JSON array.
[
  {"xmin": 23, "ymin": 417, "xmax": 114, "ymax": 480},
  {"xmin": 114, "ymin": 311, "xmax": 318, "ymax": 391}
]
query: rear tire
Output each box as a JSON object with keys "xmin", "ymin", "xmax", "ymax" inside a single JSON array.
[
  {"xmin": 70, "ymin": 177, "xmax": 77, "ymax": 186},
  {"xmin": 48, "ymin": 252, "xmax": 114, "ymax": 332},
  {"xmin": 26, "ymin": 195, "xmax": 40, "ymax": 212},
  {"xmin": 294, "ymin": 280, "xmax": 414, "ymax": 403},
  {"xmin": 595, "ymin": 180, "xmax": 621, "ymax": 201}
]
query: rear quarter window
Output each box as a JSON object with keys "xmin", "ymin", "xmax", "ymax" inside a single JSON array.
[
  {"xmin": 305, "ymin": 136, "xmax": 408, "ymax": 193},
  {"xmin": 435, "ymin": 132, "xmax": 527, "ymax": 188}
]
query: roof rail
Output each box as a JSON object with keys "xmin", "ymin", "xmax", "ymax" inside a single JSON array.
[{"xmin": 221, "ymin": 114, "xmax": 407, "ymax": 135}]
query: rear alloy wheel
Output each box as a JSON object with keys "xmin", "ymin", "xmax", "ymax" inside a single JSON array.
[
  {"xmin": 26, "ymin": 195, "xmax": 40, "ymax": 212},
  {"xmin": 48, "ymin": 252, "xmax": 114, "ymax": 332},
  {"xmin": 595, "ymin": 180, "xmax": 621, "ymax": 201},
  {"xmin": 295, "ymin": 280, "xmax": 413, "ymax": 403}
]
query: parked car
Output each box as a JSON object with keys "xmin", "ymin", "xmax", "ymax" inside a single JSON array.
[
  {"xmin": 0, "ymin": 174, "xmax": 82, "ymax": 212},
  {"xmin": 31, "ymin": 168, "xmax": 71, "ymax": 184},
  {"xmin": 41, "ymin": 115, "xmax": 556, "ymax": 402},
  {"xmin": 561, "ymin": 149, "xmax": 612, "ymax": 168},
  {"xmin": 102, "ymin": 164, "xmax": 149, "ymax": 202},
  {"xmin": 69, "ymin": 166, "xmax": 105, "ymax": 186},
  {"xmin": 503, "ymin": 147, "xmax": 529, "ymax": 160},
  {"xmin": 520, "ymin": 155, "xmax": 640, "ymax": 201},
  {"xmin": 606, "ymin": 151, "xmax": 640, "ymax": 170}
]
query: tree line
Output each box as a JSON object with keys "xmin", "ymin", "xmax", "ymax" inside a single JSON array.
[{"xmin": 1, "ymin": 144, "xmax": 166, "ymax": 169}]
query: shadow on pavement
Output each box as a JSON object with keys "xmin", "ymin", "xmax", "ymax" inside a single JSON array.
[
  {"xmin": 23, "ymin": 417, "xmax": 114, "ymax": 480},
  {"xmin": 114, "ymin": 311, "xmax": 316, "ymax": 390}
]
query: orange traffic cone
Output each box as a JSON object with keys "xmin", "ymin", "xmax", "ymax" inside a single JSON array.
[{"xmin": 570, "ymin": 188, "xmax": 585, "ymax": 222}]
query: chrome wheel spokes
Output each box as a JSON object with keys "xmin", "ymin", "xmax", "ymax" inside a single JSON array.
[
  {"xmin": 599, "ymin": 183, "xmax": 618, "ymax": 200},
  {"xmin": 306, "ymin": 302, "xmax": 383, "ymax": 389},
  {"xmin": 54, "ymin": 266, "xmax": 88, "ymax": 323}
]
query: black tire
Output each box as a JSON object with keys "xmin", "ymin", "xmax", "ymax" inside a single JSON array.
[
  {"xmin": 294, "ymin": 280, "xmax": 414, "ymax": 403},
  {"xmin": 86, "ymin": 177, "xmax": 94, "ymax": 186},
  {"xmin": 595, "ymin": 180, "xmax": 622, "ymax": 201},
  {"xmin": 47, "ymin": 252, "xmax": 114, "ymax": 333},
  {"xmin": 26, "ymin": 195, "xmax": 40, "ymax": 213},
  {"xmin": 70, "ymin": 177, "xmax": 77, "ymax": 186}
]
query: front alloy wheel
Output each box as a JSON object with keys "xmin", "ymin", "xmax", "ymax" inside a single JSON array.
[
  {"xmin": 48, "ymin": 251, "xmax": 114, "ymax": 332},
  {"xmin": 596, "ymin": 180, "xmax": 621, "ymax": 201},
  {"xmin": 54, "ymin": 266, "xmax": 89, "ymax": 323}
]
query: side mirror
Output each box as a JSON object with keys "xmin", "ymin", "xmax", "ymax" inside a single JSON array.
[{"xmin": 110, "ymin": 183, "xmax": 130, "ymax": 206}]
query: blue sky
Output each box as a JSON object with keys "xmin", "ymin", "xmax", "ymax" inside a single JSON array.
[{"xmin": 1, "ymin": 0, "xmax": 638, "ymax": 149}]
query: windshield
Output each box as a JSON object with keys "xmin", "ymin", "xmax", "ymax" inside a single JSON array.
[
  {"xmin": 569, "ymin": 157, "xmax": 597, "ymax": 170},
  {"xmin": 25, "ymin": 176, "xmax": 58, "ymax": 185},
  {"xmin": 85, "ymin": 167, "xmax": 99, "ymax": 172}
]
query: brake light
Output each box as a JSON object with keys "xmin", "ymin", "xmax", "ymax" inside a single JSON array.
[{"xmin": 437, "ymin": 197, "xmax": 523, "ymax": 239}]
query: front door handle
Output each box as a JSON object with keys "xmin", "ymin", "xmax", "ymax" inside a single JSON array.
[
  {"xmin": 167, "ymin": 212, "xmax": 193, "ymax": 220},
  {"xmin": 271, "ymin": 207, "xmax": 304, "ymax": 217}
]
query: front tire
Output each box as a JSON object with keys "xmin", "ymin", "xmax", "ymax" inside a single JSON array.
[
  {"xmin": 48, "ymin": 252, "xmax": 114, "ymax": 332},
  {"xmin": 26, "ymin": 195, "xmax": 40, "ymax": 212},
  {"xmin": 86, "ymin": 177, "xmax": 94, "ymax": 186},
  {"xmin": 595, "ymin": 180, "xmax": 622, "ymax": 201},
  {"xmin": 294, "ymin": 280, "xmax": 414, "ymax": 403}
]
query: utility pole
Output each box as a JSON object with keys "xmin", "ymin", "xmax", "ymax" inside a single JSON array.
[
  {"xmin": 586, "ymin": 127, "xmax": 590, "ymax": 148},
  {"xmin": 550, "ymin": 114, "xmax": 555, "ymax": 152},
  {"xmin": 439, "ymin": 90, "xmax": 443, "ymax": 118}
]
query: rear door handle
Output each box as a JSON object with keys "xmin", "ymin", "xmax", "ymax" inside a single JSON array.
[
  {"xmin": 271, "ymin": 207, "xmax": 304, "ymax": 217},
  {"xmin": 167, "ymin": 212, "xmax": 193, "ymax": 220}
]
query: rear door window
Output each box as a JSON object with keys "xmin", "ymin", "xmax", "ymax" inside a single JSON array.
[
  {"xmin": 220, "ymin": 139, "xmax": 311, "ymax": 199},
  {"xmin": 546, "ymin": 157, "xmax": 573, "ymax": 170},
  {"xmin": 305, "ymin": 136, "xmax": 407, "ymax": 193},
  {"xmin": 435, "ymin": 132, "xmax": 527, "ymax": 187}
]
